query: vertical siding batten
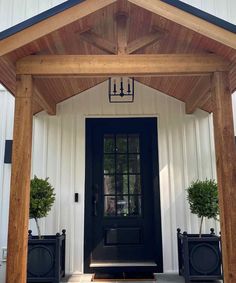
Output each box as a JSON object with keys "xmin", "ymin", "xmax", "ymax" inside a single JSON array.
[
  {"xmin": 158, "ymin": 94, "xmax": 174, "ymax": 272},
  {"xmin": 0, "ymin": 92, "xmax": 8, "ymax": 251}
]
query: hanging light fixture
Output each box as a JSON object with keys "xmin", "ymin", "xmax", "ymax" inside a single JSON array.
[{"xmin": 108, "ymin": 77, "xmax": 134, "ymax": 103}]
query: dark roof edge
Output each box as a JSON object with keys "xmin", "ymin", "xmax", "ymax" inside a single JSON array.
[
  {"xmin": 0, "ymin": 0, "xmax": 235, "ymax": 41},
  {"xmin": 0, "ymin": 0, "xmax": 86, "ymax": 40},
  {"xmin": 162, "ymin": 0, "xmax": 236, "ymax": 33}
]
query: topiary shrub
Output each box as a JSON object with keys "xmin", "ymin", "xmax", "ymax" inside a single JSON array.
[
  {"xmin": 30, "ymin": 176, "xmax": 56, "ymax": 239},
  {"xmin": 187, "ymin": 179, "xmax": 219, "ymax": 237}
]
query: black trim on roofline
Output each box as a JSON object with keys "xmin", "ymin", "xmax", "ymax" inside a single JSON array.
[
  {"xmin": 0, "ymin": 0, "xmax": 235, "ymax": 41},
  {"xmin": 161, "ymin": 0, "xmax": 236, "ymax": 33},
  {"xmin": 0, "ymin": 0, "xmax": 86, "ymax": 40}
]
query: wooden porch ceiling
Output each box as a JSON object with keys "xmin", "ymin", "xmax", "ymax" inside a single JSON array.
[{"xmin": 0, "ymin": 0, "xmax": 236, "ymax": 115}]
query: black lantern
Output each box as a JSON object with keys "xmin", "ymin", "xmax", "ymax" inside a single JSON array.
[{"xmin": 108, "ymin": 77, "xmax": 134, "ymax": 103}]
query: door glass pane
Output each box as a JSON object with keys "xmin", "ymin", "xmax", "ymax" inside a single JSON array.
[
  {"xmin": 103, "ymin": 133, "xmax": 142, "ymax": 217},
  {"xmin": 129, "ymin": 196, "xmax": 142, "ymax": 216},
  {"xmin": 117, "ymin": 154, "xmax": 128, "ymax": 173},
  {"xmin": 117, "ymin": 175, "xmax": 128, "ymax": 195},
  {"xmin": 129, "ymin": 175, "xmax": 141, "ymax": 194},
  {"xmin": 104, "ymin": 196, "xmax": 116, "ymax": 216},
  {"xmin": 117, "ymin": 196, "xmax": 129, "ymax": 216},
  {"xmin": 128, "ymin": 134, "xmax": 139, "ymax": 153},
  {"xmin": 116, "ymin": 135, "xmax": 127, "ymax": 153},
  {"xmin": 129, "ymin": 154, "xmax": 140, "ymax": 174},
  {"xmin": 104, "ymin": 135, "xmax": 115, "ymax": 153},
  {"xmin": 104, "ymin": 175, "xmax": 115, "ymax": 195},
  {"xmin": 104, "ymin": 154, "xmax": 115, "ymax": 174}
]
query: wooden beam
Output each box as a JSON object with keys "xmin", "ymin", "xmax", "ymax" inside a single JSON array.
[
  {"xmin": 212, "ymin": 72, "xmax": 236, "ymax": 283},
  {"xmin": 16, "ymin": 54, "xmax": 230, "ymax": 76},
  {"xmin": 0, "ymin": 0, "xmax": 117, "ymax": 56},
  {"xmin": 127, "ymin": 29, "xmax": 165, "ymax": 54},
  {"xmin": 33, "ymin": 85, "xmax": 56, "ymax": 115},
  {"xmin": 128, "ymin": 0, "xmax": 236, "ymax": 50},
  {"xmin": 6, "ymin": 75, "xmax": 33, "ymax": 283},
  {"xmin": 80, "ymin": 30, "xmax": 117, "ymax": 54},
  {"xmin": 116, "ymin": 12, "xmax": 128, "ymax": 54},
  {"xmin": 33, "ymin": 73, "xmax": 211, "ymax": 79},
  {"xmin": 185, "ymin": 76, "xmax": 211, "ymax": 114}
]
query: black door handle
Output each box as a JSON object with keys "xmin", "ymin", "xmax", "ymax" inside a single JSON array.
[{"xmin": 93, "ymin": 192, "xmax": 98, "ymax": 216}]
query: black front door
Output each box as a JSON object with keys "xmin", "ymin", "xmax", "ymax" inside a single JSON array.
[{"xmin": 84, "ymin": 118, "xmax": 163, "ymax": 273}]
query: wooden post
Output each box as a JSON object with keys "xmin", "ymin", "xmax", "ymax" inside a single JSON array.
[
  {"xmin": 212, "ymin": 72, "xmax": 236, "ymax": 283},
  {"xmin": 6, "ymin": 75, "xmax": 33, "ymax": 283},
  {"xmin": 116, "ymin": 12, "xmax": 128, "ymax": 54}
]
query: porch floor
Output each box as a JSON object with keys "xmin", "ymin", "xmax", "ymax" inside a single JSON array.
[{"xmin": 62, "ymin": 273, "xmax": 223, "ymax": 283}]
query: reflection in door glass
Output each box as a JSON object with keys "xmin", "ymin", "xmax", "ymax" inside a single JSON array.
[
  {"xmin": 116, "ymin": 135, "xmax": 127, "ymax": 153},
  {"xmin": 104, "ymin": 196, "xmax": 116, "ymax": 216},
  {"xmin": 104, "ymin": 175, "xmax": 115, "ymax": 195},
  {"xmin": 117, "ymin": 196, "xmax": 129, "ymax": 216},
  {"xmin": 128, "ymin": 135, "xmax": 140, "ymax": 153},
  {"xmin": 116, "ymin": 175, "xmax": 128, "ymax": 195},
  {"xmin": 104, "ymin": 135, "xmax": 115, "ymax": 153},
  {"xmin": 103, "ymin": 133, "xmax": 142, "ymax": 217},
  {"xmin": 129, "ymin": 154, "xmax": 140, "ymax": 174},
  {"xmin": 104, "ymin": 154, "xmax": 115, "ymax": 174},
  {"xmin": 129, "ymin": 195, "xmax": 142, "ymax": 215},
  {"xmin": 116, "ymin": 154, "xmax": 128, "ymax": 174},
  {"xmin": 129, "ymin": 175, "xmax": 141, "ymax": 194}
]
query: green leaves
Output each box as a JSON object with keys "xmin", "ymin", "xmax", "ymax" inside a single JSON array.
[
  {"xmin": 187, "ymin": 179, "xmax": 219, "ymax": 220},
  {"xmin": 30, "ymin": 175, "xmax": 55, "ymax": 220}
]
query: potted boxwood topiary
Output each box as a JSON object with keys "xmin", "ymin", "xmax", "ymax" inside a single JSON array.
[
  {"xmin": 177, "ymin": 179, "xmax": 223, "ymax": 283},
  {"xmin": 27, "ymin": 176, "xmax": 66, "ymax": 283}
]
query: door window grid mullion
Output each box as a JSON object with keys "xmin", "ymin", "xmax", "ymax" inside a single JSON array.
[
  {"xmin": 103, "ymin": 133, "xmax": 142, "ymax": 217},
  {"xmin": 114, "ymin": 134, "xmax": 117, "ymax": 216},
  {"xmin": 127, "ymin": 134, "xmax": 130, "ymax": 215}
]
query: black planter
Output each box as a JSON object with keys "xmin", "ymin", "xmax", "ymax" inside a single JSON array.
[
  {"xmin": 27, "ymin": 229, "xmax": 66, "ymax": 283},
  {"xmin": 177, "ymin": 228, "xmax": 223, "ymax": 283}
]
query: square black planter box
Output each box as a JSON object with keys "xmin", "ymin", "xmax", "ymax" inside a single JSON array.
[
  {"xmin": 27, "ymin": 229, "xmax": 66, "ymax": 283},
  {"xmin": 177, "ymin": 228, "xmax": 223, "ymax": 283}
]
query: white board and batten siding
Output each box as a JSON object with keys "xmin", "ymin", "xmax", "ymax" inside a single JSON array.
[
  {"xmin": 29, "ymin": 79, "xmax": 226, "ymax": 274},
  {"xmin": 181, "ymin": 0, "xmax": 236, "ymax": 24},
  {"xmin": 0, "ymin": 0, "xmax": 235, "ymax": 276},
  {"xmin": 31, "ymin": 81, "xmax": 220, "ymax": 273}
]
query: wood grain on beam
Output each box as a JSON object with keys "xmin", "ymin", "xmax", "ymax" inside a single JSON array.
[
  {"xmin": 6, "ymin": 75, "xmax": 33, "ymax": 283},
  {"xmin": 116, "ymin": 12, "xmax": 128, "ymax": 54},
  {"xmin": 185, "ymin": 76, "xmax": 211, "ymax": 114},
  {"xmin": 128, "ymin": 0, "xmax": 236, "ymax": 50},
  {"xmin": 127, "ymin": 30, "xmax": 164, "ymax": 54},
  {"xmin": 16, "ymin": 54, "xmax": 230, "ymax": 76},
  {"xmin": 80, "ymin": 27, "xmax": 164, "ymax": 55},
  {"xmin": 34, "ymin": 86, "xmax": 56, "ymax": 115},
  {"xmin": 212, "ymin": 72, "xmax": 236, "ymax": 282},
  {"xmin": 0, "ymin": 0, "xmax": 116, "ymax": 56},
  {"xmin": 80, "ymin": 30, "xmax": 117, "ymax": 54}
]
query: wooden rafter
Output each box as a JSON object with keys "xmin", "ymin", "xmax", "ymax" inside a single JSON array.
[
  {"xmin": 33, "ymin": 86, "xmax": 56, "ymax": 115},
  {"xmin": 128, "ymin": 0, "xmax": 236, "ymax": 49},
  {"xmin": 0, "ymin": 0, "xmax": 117, "ymax": 56},
  {"xmin": 80, "ymin": 30, "xmax": 117, "ymax": 54},
  {"xmin": 116, "ymin": 12, "xmax": 129, "ymax": 54},
  {"xmin": 127, "ymin": 28, "xmax": 165, "ymax": 54},
  {"xmin": 185, "ymin": 76, "xmax": 212, "ymax": 114},
  {"xmin": 80, "ymin": 22, "xmax": 164, "ymax": 55},
  {"xmin": 16, "ymin": 54, "xmax": 230, "ymax": 76}
]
